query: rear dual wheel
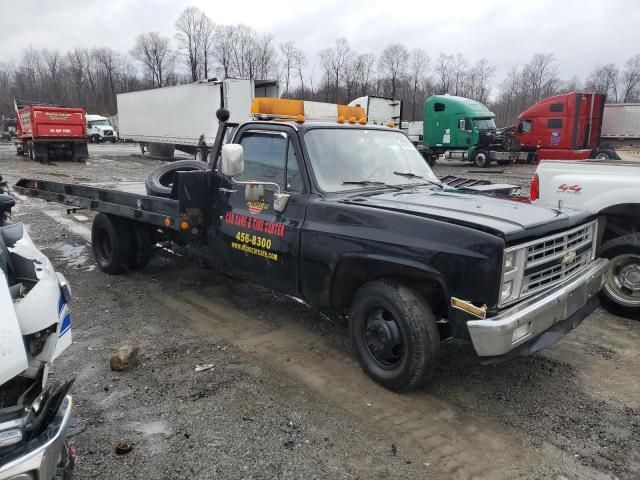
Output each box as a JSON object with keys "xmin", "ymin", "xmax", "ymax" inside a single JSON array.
[{"xmin": 91, "ymin": 213, "xmax": 154, "ymax": 274}]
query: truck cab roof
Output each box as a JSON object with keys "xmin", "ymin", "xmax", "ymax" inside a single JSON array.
[{"xmin": 426, "ymin": 95, "xmax": 495, "ymax": 119}]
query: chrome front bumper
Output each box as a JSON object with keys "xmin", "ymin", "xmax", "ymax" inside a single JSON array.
[
  {"xmin": 468, "ymin": 258, "xmax": 608, "ymax": 357},
  {"xmin": 0, "ymin": 395, "xmax": 73, "ymax": 480}
]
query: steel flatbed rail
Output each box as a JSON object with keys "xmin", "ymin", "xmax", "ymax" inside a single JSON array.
[{"xmin": 14, "ymin": 178, "xmax": 199, "ymax": 232}]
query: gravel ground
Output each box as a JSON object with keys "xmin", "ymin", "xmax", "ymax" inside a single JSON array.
[{"xmin": 2, "ymin": 141, "xmax": 639, "ymax": 480}]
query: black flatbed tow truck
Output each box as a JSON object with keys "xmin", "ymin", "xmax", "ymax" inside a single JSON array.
[{"xmin": 16, "ymin": 107, "xmax": 609, "ymax": 391}]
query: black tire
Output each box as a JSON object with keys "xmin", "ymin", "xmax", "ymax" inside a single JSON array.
[
  {"xmin": 128, "ymin": 222, "xmax": 154, "ymax": 270},
  {"xmin": 91, "ymin": 213, "xmax": 133, "ymax": 274},
  {"xmin": 194, "ymin": 147, "xmax": 207, "ymax": 162},
  {"xmin": 473, "ymin": 149, "xmax": 490, "ymax": 168},
  {"xmin": 598, "ymin": 233, "xmax": 640, "ymax": 319},
  {"xmin": 110, "ymin": 138, "xmax": 117, "ymax": 143},
  {"xmin": 349, "ymin": 279, "xmax": 440, "ymax": 392},
  {"xmin": 593, "ymin": 148, "xmax": 617, "ymax": 160},
  {"xmin": 145, "ymin": 159, "xmax": 207, "ymax": 197}
]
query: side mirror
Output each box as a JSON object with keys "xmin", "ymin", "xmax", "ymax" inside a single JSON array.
[{"xmin": 221, "ymin": 144, "xmax": 244, "ymax": 177}]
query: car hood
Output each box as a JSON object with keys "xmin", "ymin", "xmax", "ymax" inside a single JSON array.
[{"xmin": 340, "ymin": 186, "xmax": 594, "ymax": 243}]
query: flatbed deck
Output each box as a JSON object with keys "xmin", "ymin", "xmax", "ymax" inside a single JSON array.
[{"xmin": 15, "ymin": 178, "xmax": 191, "ymax": 231}]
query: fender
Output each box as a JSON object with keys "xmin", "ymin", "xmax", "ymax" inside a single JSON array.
[{"xmin": 330, "ymin": 252, "xmax": 449, "ymax": 311}]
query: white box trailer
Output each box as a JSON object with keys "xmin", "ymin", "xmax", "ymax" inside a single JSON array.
[
  {"xmin": 348, "ymin": 96, "xmax": 401, "ymax": 126},
  {"xmin": 117, "ymin": 78, "xmax": 280, "ymax": 160},
  {"xmin": 602, "ymin": 103, "xmax": 640, "ymax": 145}
]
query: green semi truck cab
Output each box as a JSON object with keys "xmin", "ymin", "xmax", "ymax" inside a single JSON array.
[{"xmin": 421, "ymin": 95, "xmax": 529, "ymax": 168}]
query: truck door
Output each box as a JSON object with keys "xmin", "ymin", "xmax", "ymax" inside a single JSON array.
[{"xmin": 212, "ymin": 124, "xmax": 307, "ymax": 295}]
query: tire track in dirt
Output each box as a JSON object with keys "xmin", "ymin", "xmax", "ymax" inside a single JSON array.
[{"xmin": 155, "ymin": 286, "xmax": 611, "ymax": 480}]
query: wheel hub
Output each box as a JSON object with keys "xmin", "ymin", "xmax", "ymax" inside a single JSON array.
[
  {"xmin": 618, "ymin": 263, "xmax": 640, "ymax": 291},
  {"xmin": 606, "ymin": 254, "xmax": 640, "ymax": 306},
  {"xmin": 364, "ymin": 309, "xmax": 403, "ymax": 367}
]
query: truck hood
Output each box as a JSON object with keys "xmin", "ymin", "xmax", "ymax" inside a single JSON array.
[{"xmin": 341, "ymin": 186, "xmax": 593, "ymax": 242}]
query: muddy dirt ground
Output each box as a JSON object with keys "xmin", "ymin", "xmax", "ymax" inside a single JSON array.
[{"xmin": 1, "ymin": 142, "xmax": 638, "ymax": 480}]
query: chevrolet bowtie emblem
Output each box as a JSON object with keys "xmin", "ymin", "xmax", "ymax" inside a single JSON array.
[{"xmin": 563, "ymin": 251, "xmax": 577, "ymax": 265}]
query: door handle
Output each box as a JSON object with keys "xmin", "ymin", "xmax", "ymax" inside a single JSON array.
[{"xmin": 219, "ymin": 187, "xmax": 238, "ymax": 194}]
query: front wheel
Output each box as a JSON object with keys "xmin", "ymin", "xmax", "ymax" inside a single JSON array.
[
  {"xmin": 473, "ymin": 149, "xmax": 491, "ymax": 168},
  {"xmin": 599, "ymin": 233, "xmax": 640, "ymax": 319},
  {"xmin": 349, "ymin": 279, "xmax": 440, "ymax": 392}
]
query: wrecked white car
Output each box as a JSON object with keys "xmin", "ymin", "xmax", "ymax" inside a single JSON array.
[{"xmin": 0, "ymin": 185, "xmax": 74, "ymax": 480}]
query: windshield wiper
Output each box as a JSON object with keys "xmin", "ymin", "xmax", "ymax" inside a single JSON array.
[
  {"xmin": 342, "ymin": 180, "xmax": 402, "ymax": 191},
  {"xmin": 392, "ymin": 171, "xmax": 443, "ymax": 189}
]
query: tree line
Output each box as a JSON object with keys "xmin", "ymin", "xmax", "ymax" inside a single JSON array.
[{"xmin": 1, "ymin": 6, "xmax": 639, "ymax": 126}]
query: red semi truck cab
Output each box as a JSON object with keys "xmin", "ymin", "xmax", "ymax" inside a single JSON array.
[
  {"xmin": 514, "ymin": 92, "xmax": 609, "ymax": 161},
  {"xmin": 15, "ymin": 100, "xmax": 89, "ymax": 163}
]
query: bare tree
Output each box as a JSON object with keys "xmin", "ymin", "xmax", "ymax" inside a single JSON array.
[
  {"xmin": 212, "ymin": 25, "xmax": 235, "ymax": 78},
  {"xmin": 451, "ymin": 53, "xmax": 468, "ymax": 96},
  {"xmin": 293, "ymin": 48, "xmax": 307, "ymax": 98},
  {"xmin": 94, "ymin": 47, "xmax": 120, "ymax": 112},
  {"xmin": 523, "ymin": 53, "xmax": 559, "ymax": 103},
  {"xmin": 175, "ymin": 7, "xmax": 204, "ymax": 82},
  {"xmin": 585, "ymin": 64, "xmax": 619, "ymax": 102},
  {"xmin": 620, "ymin": 53, "xmax": 640, "ymax": 103},
  {"xmin": 319, "ymin": 38, "xmax": 351, "ymax": 103},
  {"xmin": 434, "ymin": 53, "xmax": 453, "ymax": 94},
  {"xmin": 280, "ymin": 41, "xmax": 297, "ymax": 95},
  {"xmin": 130, "ymin": 32, "xmax": 175, "ymax": 87},
  {"xmin": 408, "ymin": 49, "xmax": 429, "ymax": 120},
  {"xmin": 468, "ymin": 58, "xmax": 495, "ymax": 104},
  {"xmin": 198, "ymin": 14, "xmax": 216, "ymax": 79},
  {"xmin": 378, "ymin": 43, "xmax": 409, "ymax": 99}
]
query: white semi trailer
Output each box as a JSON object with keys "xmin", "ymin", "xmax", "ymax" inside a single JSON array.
[{"xmin": 117, "ymin": 78, "xmax": 280, "ymax": 161}]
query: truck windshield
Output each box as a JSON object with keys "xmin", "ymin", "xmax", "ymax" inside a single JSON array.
[
  {"xmin": 304, "ymin": 128, "xmax": 440, "ymax": 192},
  {"xmin": 89, "ymin": 120, "xmax": 110, "ymax": 127},
  {"xmin": 472, "ymin": 118, "xmax": 496, "ymax": 130}
]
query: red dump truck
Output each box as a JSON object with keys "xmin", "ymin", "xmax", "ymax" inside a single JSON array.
[{"xmin": 14, "ymin": 100, "xmax": 89, "ymax": 163}]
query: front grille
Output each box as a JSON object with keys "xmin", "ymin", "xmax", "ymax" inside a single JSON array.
[
  {"xmin": 521, "ymin": 222, "xmax": 596, "ymax": 297},
  {"xmin": 104, "ymin": 130, "xmax": 113, "ymax": 136}
]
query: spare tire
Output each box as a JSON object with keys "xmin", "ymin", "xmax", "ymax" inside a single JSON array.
[{"xmin": 145, "ymin": 159, "xmax": 207, "ymax": 197}]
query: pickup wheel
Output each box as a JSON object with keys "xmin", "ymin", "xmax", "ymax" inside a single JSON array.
[
  {"xmin": 349, "ymin": 279, "xmax": 440, "ymax": 392},
  {"xmin": 473, "ymin": 149, "xmax": 490, "ymax": 168},
  {"xmin": 599, "ymin": 233, "xmax": 640, "ymax": 319},
  {"xmin": 91, "ymin": 213, "xmax": 133, "ymax": 274}
]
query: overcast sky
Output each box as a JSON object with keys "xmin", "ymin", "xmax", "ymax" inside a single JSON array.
[{"xmin": 1, "ymin": 0, "xmax": 638, "ymax": 85}]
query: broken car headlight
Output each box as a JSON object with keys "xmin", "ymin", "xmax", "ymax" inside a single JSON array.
[{"xmin": 499, "ymin": 246, "xmax": 527, "ymax": 306}]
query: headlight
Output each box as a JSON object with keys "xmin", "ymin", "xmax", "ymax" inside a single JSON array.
[
  {"xmin": 503, "ymin": 251, "xmax": 516, "ymax": 272},
  {"xmin": 56, "ymin": 272, "xmax": 72, "ymax": 303},
  {"xmin": 499, "ymin": 247, "xmax": 527, "ymax": 306},
  {"xmin": 501, "ymin": 280, "xmax": 513, "ymax": 302}
]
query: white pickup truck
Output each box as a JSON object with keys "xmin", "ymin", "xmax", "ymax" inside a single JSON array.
[{"xmin": 531, "ymin": 160, "xmax": 640, "ymax": 318}]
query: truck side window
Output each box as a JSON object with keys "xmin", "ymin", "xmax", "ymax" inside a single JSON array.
[
  {"xmin": 238, "ymin": 132, "xmax": 303, "ymax": 192},
  {"xmin": 519, "ymin": 120, "xmax": 532, "ymax": 133},
  {"xmin": 434, "ymin": 102, "xmax": 445, "ymax": 112},
  {"xmin": 547, "ymin": 118, "xmax": 563, "ymax": 129},
  {"xmin": 239, "ymin": 132, "xmax": 287, "ymax": 189},
  {"xmin": 550, "ymin": 103, "xmax": 564, "ymax": 112},
  {"xmin": 458, "ymin": 119, "xmax": 466, "ymax": 130}
]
